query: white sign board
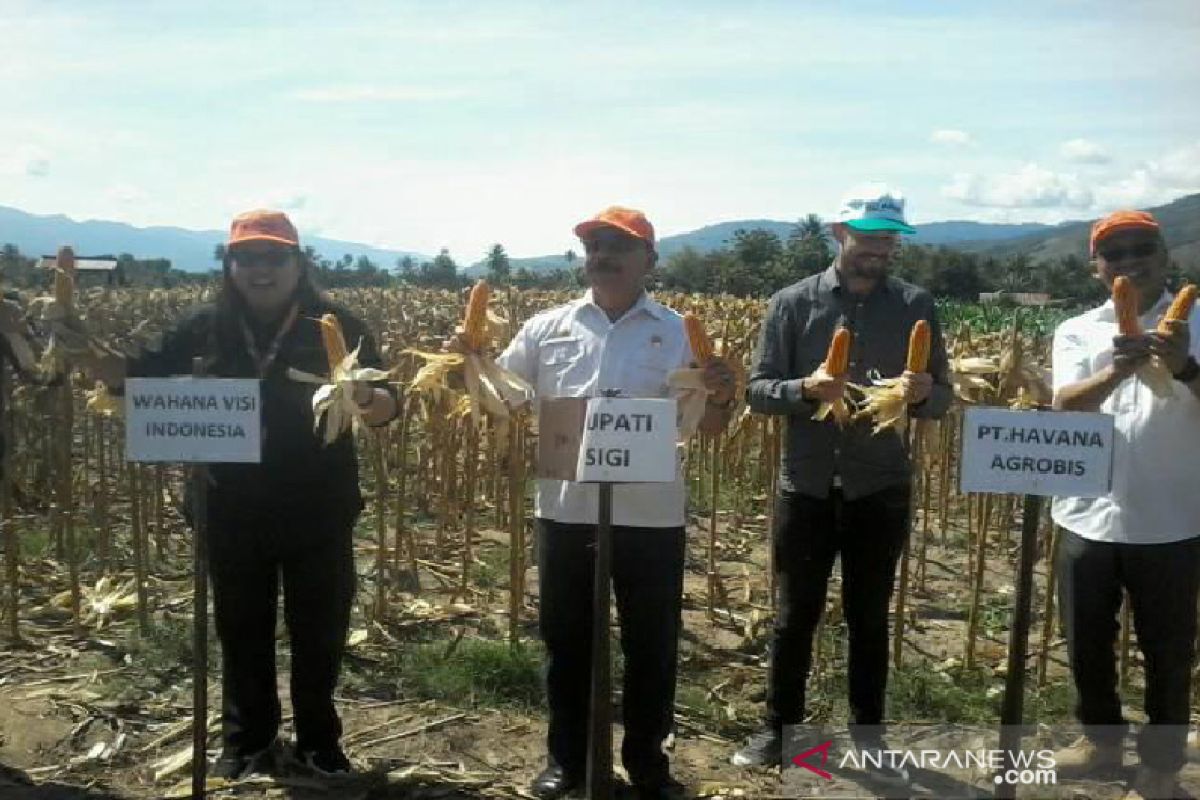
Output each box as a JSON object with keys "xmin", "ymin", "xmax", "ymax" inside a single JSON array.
[
  {"xmin": 125, "ymin": 378, "xmax": 262, "ymax": 464},
  {"xmin": 960, "ymin": 407, "xmax": 1114, "ymax": 497},
  {"xmin": 575, "ymin": 397, "xmax": 677, "ymax": 483}
]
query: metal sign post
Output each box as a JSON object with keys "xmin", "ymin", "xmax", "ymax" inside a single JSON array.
[
  {"xmin": 958, "ymin": 407, "xmax": 1115, "ymax": 799},
  {"xmin": 125, "ymin": 368, "xmax": 263, "ymax": 798},
  {"xmin": 536, "ymin": 395, "xmax": 678, "ymax": 800},
  {"xmin": 586, "ymin": 481, "xmax": 615, "ymax": 800}
]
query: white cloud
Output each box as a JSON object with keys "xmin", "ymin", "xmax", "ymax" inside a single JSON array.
[
  {"xmin": 1060, "ymin": 138, "xmax": 1111, "ymax": 164},
  {"xmin": 930, "ymin": 129, "xmax": 973, "ymax": 146},
  {"xmin": 290, "ymin": 85, "xmax": 468, "ymax": 103},
  {"xmin": 0, "ymin": 145, "xmax": 50, "ymax": 177},
  {"xmin": 1149, "ymin": 140, "xmax": 1200, "ymax": 186},
  {"xmin": 105, "ymin": 183, "xmax": 147, "ymax": 204},
  {"xmin": 1092, "ymin": 140, "xmax": 1200, "ymax": 209},
  {"xmin": 943, "ymin": 163, "xmax": 1093, "ymax": 209}
]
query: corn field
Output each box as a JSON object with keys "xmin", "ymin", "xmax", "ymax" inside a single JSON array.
[{"xmin": 0, "ymin": 280, "xmax": 1166, "ymax": 797}]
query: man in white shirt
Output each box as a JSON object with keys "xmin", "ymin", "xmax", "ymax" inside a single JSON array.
[
  {"xmin": 1050, "ymin": 209, "xmax": 1200, "ymax": 800},
  {"xmin": 498, "ymin": 206, "xmax": 735, "ymax": 800}
]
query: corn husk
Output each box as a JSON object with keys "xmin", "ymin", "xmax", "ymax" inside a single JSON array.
[
  {"xmin": 402, "ymin": 348, "xmax": 532, "ymax": 429},
  {"xmin": 849, "ymin": 377, "xmax": 910, "ymax": 436},
  {"xmin": 288, "ymin": 333, "xmax": 392, "ymax": 446}
]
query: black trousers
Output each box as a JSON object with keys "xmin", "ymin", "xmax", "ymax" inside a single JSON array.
[
  {"xmin": 1057, "ymin": 528, "xmax": 1200, "ymax": 772},
  {"xmin": 536, "ymin": 519, "xmax": 685, "ymax": 785},
  {"xmin": 766, "ymin": 485, "xmax": 910, "ymax": 732},
  {"xmin": 206, "ymin": 501, "xmax": 358, "ymax": 756}
]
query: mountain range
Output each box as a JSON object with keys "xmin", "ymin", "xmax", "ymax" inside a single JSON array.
[
  {"xmin": 2, "ymin": 193, "xmax": 1197, "ymax": 275},
  {"xmin": 0, "ymin": 205, "xmax": 424, "ymax": 272}
]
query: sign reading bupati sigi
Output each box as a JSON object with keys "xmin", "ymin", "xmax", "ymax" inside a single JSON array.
[
  {"xmin": 960, "ymin": 407, "xmax": 1114, "ymax": 497},
  {"xmin": 125, "ymin": 378, "xmax": 262, "ymax": 463},
  {"xmin": 574, "ymin": 397, "xmax": 677, "ymax": 483}
]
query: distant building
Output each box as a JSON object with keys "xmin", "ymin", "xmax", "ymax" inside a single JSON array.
[
  {"xmin": 37, "ymin": 257, "xmax": 124, "ymax": 287},
  {"xmin": 978, "ymin": 291, "xmax": 1052, "ymax": 307}
]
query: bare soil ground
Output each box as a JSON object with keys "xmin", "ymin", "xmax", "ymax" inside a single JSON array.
[{"xmin": 1, "ymin": 498, "xmax": 1198, "ymax": 799}]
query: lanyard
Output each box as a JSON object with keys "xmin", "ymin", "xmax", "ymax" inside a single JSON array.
[{"xmin": 239, "ymin": 302, "xmax": 299, "ymax": 378}]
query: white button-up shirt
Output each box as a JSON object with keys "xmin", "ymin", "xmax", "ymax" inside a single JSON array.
[
  {"xmin": 498, "ymin": 290, "xmax": 692, "ymax": 528},
  {"xmin": 1051, "ymin": 291, "xmax": 1200, "ymax": 544}
]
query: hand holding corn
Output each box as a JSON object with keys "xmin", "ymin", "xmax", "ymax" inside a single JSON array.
[
  {"xmin": 802, "ymin": 327, "xmax": 849, "ymax": 403},
  {"xmin": 1109, "ymin": 276, "xmax": 1154, "ymax": 378},
  {"xmin": 1148, "ymin": 284, "xmax": 1195, "ymax": 376},
  {"xmin": 899, "ymin": 319, "xmax": 933, "ymax": 404},
  {"xmin": 684, "ymin": 313, "xmax": 735, "ymax": 405}
]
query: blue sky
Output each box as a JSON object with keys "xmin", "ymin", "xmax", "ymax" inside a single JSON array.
[{"xmin": 2, "ymin": 0, "xmax": 1198, "ymax": 261}]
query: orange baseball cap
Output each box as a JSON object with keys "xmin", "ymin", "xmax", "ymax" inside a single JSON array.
[
  {"xmin": 573, "ymin": 206, "xmax": 655, "ymax": 246},
  {"xmin": 228, "ymin": 209, "xmax": 300, "ymax": 248},
  {"xmin": 1090, "ymin": 210, "xmax": 1160, "ymax": 256}
]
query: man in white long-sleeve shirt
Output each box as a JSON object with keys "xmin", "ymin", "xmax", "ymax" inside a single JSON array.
[
  {"xmin": 1050, "ymin": 209, "xmax": 1200, "ymax": 800},
  {"xmin": 498, "ymin": 206, "xmax": 735, "ymax": 800}
]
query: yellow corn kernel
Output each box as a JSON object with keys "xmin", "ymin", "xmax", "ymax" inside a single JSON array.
[
  {"xmin": 906, "ymin": 320, "xmax": 931, "ymax": 373},
  {"xmin": 1159, "ymin": 284, "xmax": 1197, "ymax": 333},
  {"xmin": 824, "ymin": 327, "xmax": 852, "ymax": 377},
  {"xmin": 462, "ymin": 280, "xmax": 490, "ymax": 351},
  {"xmin": 1112, "ymin": 276, "xmax": 1142, "ymax": 337},
  {"xmin": 319, "ymin": 313, "xmax": 348, "ymax": 373},
  {"xmin": 684, "ymin": 312, "xmax": 714, "ymax": 362}
]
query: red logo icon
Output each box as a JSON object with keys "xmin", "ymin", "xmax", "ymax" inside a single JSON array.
[{"xmin": 791, "ymin": 740, "xmax": 834, "ymax": 780}]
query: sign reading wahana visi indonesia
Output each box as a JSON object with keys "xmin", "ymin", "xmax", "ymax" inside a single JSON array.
[
  {"xmin": 575, "ymin": 397, "xmax": 677, "ymax": 483},
  {"xmin": 125, "ymin": 378, "xmax": 262, "ymax": 464},
  {"xmin": 960, "ymin": 407, "xmax": 1114, "ymax": 497}
]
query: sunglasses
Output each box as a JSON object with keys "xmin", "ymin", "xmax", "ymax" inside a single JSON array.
[
  {"xmin": 1098, "ymin": 242, "xmax": 1158, "ymax": 262},
  {"xmin": 232, "ymin": 250, "xmax": 295, "ymax": 269},
  {"xmin": 583, "ymin": 232, "xmax": 648, "ymax": 255}
]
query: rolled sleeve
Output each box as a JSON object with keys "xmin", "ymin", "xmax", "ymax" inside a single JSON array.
[
  {"xmin": 747, "ymin": 294, "xmax": 811, "ymax": 415},
  {"xmin": 497, "ymin": 320, "xmax": 538, "ymax": 389}
]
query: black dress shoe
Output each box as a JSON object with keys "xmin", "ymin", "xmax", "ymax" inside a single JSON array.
[{"xmin": 531, "ymin": 764, "xmax": 582, "ymax": 799}]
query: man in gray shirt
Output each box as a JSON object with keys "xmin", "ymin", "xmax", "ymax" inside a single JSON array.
[{"xmin": 732, "ymin": 186, "xmax": 951, "ymax": 777}]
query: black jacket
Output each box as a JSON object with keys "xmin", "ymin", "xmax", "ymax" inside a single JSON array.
[{"xmin": 129, "ymin": 297, "xmax": 393, "ymax": 516}]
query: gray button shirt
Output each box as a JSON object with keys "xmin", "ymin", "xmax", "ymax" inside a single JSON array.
[{"xmin": 747, "ymin": 264, "xmax": 952, "ymax": 499}]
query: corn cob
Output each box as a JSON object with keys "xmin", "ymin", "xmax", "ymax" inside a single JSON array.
[
  {"xmin": 54, "ymin": 268, "xmax": 75, "ymax": 310},
  {"xmin": 55, "ymin": 245, "xmax": 76, "ymax": 309},
  {"xmin": 907, "ymin": 320, "xmax": 931, "ymax": 373},
  {"xmin": 684, "ymin": 312, "xmax": 714, "ymax": 362},
  {"xmin": 1158, "ymin": 284, "xmax": 1197, "ymax": 333},
  {"xmin": 319, "ymin": 312, "xmax": 348, "ymax": 374},
  {"xmin": 56, "ymin": 245, "xmax": 76, "ymax": 275},
  {"xmin": 462, "ymin": 280, "xmax": 490, "ymax": 351},
  {"xmin": 1112, "ymin": 276, "xmax": 1142, "ymax": 336},
  {"xmin": 824, "ymin": 327, "xmax": 852, "ymax": 377}
]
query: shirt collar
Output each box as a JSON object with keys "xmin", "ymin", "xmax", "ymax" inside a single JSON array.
[
  {"xmin": 580, "ymin": 289, "xmax": 663, "ymax": 321},
  {"xmin": 821, "ymin": 261, "xmax": 892, "ymax": 296}
]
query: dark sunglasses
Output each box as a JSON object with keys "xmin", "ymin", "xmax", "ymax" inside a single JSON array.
[
  {"xmin": 583, "ymin": 231, "xmax": 648, "ymax": 255},
  {"xmin": 232, "ymin": 250, "xmax": 295, "ymax": 269},
  {"xmin": 1098, "ymin": 242, "xmax": 1158, "ymax": 262}
]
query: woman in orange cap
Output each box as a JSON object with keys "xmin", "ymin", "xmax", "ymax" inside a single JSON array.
[{"xmin": 87, "ymin": 209, "xmax": 397, "ymax": 779}]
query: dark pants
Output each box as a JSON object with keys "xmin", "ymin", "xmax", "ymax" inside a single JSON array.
[
  {"xmin": 1057, "ymin": 528, "xmax": 1200, "ymax": 772},
  {"xmin": 536, "ymin": 519, "xmax": 685, "ymax": 786},
  {"xmin": 766, "ymin": 485, "xmax": 910, "ymax": 733},
  {"xmin": 206, "ymin": 501, "xmax": 358, "ymax": 757}
]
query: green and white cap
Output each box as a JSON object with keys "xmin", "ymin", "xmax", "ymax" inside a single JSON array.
[{"xmin": 835, "ymin": 184, "xmax": 916, "ymax": 234}]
